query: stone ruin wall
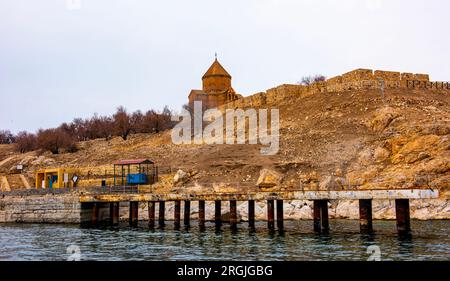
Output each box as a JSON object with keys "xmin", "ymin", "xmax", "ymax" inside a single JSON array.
[{"xmin": 219, "ymin": 68, "xmax": 450, "ymax": 110}]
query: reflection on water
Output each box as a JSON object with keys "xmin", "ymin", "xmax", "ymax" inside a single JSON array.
[{"xmin": 0, "ymin": 220, "xmax": 448, "ymax": 261}]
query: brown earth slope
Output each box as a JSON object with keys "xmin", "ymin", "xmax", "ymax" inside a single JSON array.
[{"xmin": 0, "ymin": 88, "xmax": 449, "ymax": 196}]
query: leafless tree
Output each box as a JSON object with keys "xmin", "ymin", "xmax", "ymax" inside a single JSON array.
[
  {"xmin": 15, "ymin": 131, "xmax": 37, "ymax": 153},
  {"xmin": 36, "ymin": 128, "xmax": 77, "ymax": 154},
  {"xmin": 299, "ymin": 74, "xmax": 326, "ymax": 86},
  {"xmin": 113, "ymin": 106, "xmax": 132, "ymax": 141},
  {"xmin": 0, "ymin": 130, "xmax": 15, "ymax": 144}
]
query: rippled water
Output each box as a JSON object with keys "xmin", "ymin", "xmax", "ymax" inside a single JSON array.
[{"xmin": 0, "ymin": 220, "xmax": 448, "ymax": 261}]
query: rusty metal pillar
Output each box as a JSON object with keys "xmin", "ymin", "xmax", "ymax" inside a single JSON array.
[
  {"xmin": 359, "ymin": 199, "xmax": 373, "ymax": 233},
  {"xmin": 158, "ymin": 201, "xmax": 165, "ymax": 227},
  {"xmin": 230, "ymin": 200, "xmax": 237, "ymax": 230},
  {"xmin": 148, "ymin": 201, "xmax": 155, "ymax": 228},
  {"xmin": 129, "ymin": 201, "xmax": 139, "ymax": 227},
  {"xmin": 110, "ymin": 202, "xmax": 119, "ymax": 226},
  {"xmin": 184, "ymin": 200, "xmax": 191, "ymax": 227},
  {"xmin": 215, "ymin": 200, "xmax": 222, "ymax": 227},
  {"xmin": 320, "ymin": 200, "xmax": 329, "ymax": 233},
  {"xmin": 395, "ymin": 199, "xmax": 411, "ymax": 234},
  {"xmin": 174, "ymin": 200, "xmax": 181, "ymax": 229},
  {"xmin": 267, "ymin": 200, "xmax": 275, "ymax": 230},
  {"xmin": 198, "ymin": 200, "xmax": 205, "ymax": 229},
  {"xmin": 313, "ymin": 200, "xmax": 321, "ymax": 232},
  {"xmin": 248, "ymin": 200, "xmax": 255, "ymax": 229},
  {"xmin": 276, "ymin": 200, "xmax": 284, "ymax": 231},
  {"xmin": 314, "ymin": 200, "xmax": 329, "ymax": 233},
  {"xmin": 91, "ymin": 203, "xmax": 99, "ymax": 225}
]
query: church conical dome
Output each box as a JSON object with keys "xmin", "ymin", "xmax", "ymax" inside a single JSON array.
[
  {"xmin": 202, "ymin": 58, "xmax": 232, "ymax": 92},
  {"xmin": 202, "ymin": 58, "xmax": 231, "ymax": 79}
]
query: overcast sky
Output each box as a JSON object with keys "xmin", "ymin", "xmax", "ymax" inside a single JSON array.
[{"xmin": 1, "ymin": 0, "xmax": 449, "ymax": 133}]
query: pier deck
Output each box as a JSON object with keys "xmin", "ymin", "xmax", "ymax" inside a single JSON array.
[{"xmin": 79, "ymin": 189, "xmax": 439, "ymax": 203}]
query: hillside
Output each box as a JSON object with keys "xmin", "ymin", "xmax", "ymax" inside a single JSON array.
[{"xmin": 1, "ymin": 86, "xmax": 449, "ymax": 197}]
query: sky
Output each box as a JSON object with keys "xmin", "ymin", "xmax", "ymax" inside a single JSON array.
[{"xmin": 0, "ymin": 0, "xmax": 449, "ymax": 133}]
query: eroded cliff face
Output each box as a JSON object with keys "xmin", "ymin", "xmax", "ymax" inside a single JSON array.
[{"xmin": 0, "ymin": 87, "xmax": 448, "ymax": 218}]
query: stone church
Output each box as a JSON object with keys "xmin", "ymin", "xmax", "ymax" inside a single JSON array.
[{"xmin": 188, "ymin": 57, "xmax": 242, "ymax": 109}]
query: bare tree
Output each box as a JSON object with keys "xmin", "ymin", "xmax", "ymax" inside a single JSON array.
[
  {"xmin": 0, "ymin": 130, "xmax": 15, "ymax": 144},
  {"xmin": 157, "ymin": 106, "xmax": 173, "ymax": 132},
  {"xmin": 299, "ymin": 74, "xmax": 326, "ymax": 86},
  {"xmin": 36, "ymin": 128, "xmax": 77, "ymax": 154},
  {"xmin": 15, "ymin": 131, "xmax": 37, "ymax": 153},
  {"xmin": 113, "ymin": 106, "xmax": 132, "ymax": 141},
  {"xmin": 7, "ymin": 104, "xmax": 176, "ymax": 153}
]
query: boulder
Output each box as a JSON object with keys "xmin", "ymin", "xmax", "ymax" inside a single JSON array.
[
  {"xmin": 369, "ymin": 106, "xmax": 400, "ymax": 132},
  {"xmin": 256, "ymin": 168, "xmax": 282, "ymax": 188},
  {"xmin": 173, "ymin": 169, "xmax": 189, "ymax": 186}
]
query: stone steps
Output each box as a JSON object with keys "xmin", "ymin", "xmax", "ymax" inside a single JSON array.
[{"xmin": 5, "ymin": 174, "xmax": 29, "ymax": 189}]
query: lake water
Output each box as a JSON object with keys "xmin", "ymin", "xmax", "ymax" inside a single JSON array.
[{"xmin": 0, "ymin": 220, "xmax": 448, "ymax": 261}]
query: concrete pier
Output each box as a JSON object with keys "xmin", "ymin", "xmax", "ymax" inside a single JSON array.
[
  {"xmin": 174, "ymin": 200, "xmax": 181, "ymax": 229},
  {"xmin": 129, "ymin": 201, "xmax": 139, "ymax": 227},
  {"xmin": 158, "ymin": 201, "xmax": 165, "ymax": 227},
  {"xmin": 276, "ymin": 200, "xmax": 284, "ymax": 231},
  {"xmin": 248, "ymin": 200, "xmax": 255, "ymax": 229},
  {"xmin": 4, "ymin": 188, "xmax": 432, "ymax": 233},
  {"xmin": 230, "ymin": 200, "xmax": 237, "ymax": 230},
  {"xmin": 198, "ymin": 200, "xmax": 205, "ymax": 229},
  {"xmin": 267, "ymin": 200, "xmax": 275, "ymax": 230},
  {"xmin": 359, "ymin": 199, "xmax": 373, "ymax": 233},
  {"xmin": 110, "ymin": 202, "xmax": 119, "ymax": 226},
  {"xmin": 148, "ymin": 201, "xmax": 155, "ymax": 228},
  {"xmin": 91, "ymin": 203, "xmax": 99, "ymax": 225},
  {"xmin": 313, "ymin": 200, "xmax": 329, "ymax": 233},
  {"xmin": 395, "ymin": 199, "xmax": 411, "ymax": 234},
  {"xmin": 215, "ymin": 200, "xmax": 222, "ymax": 227},
  {"xmin": 184, "ymin": 200, "xmax": 191, "ymax": 227}
]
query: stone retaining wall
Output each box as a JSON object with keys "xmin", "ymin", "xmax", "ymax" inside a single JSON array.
[
  {"xmin": 219, "ymin": 68, "xmax": 449, "ymax": 111},
  {"xmin": 0, "ymin": 194, "xmax": 81, "ymax": 223}
]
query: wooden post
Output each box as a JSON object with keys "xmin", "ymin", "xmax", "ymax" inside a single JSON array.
[
  {"xmin": 148, "ymin": 201, "xmax": 155, "ymax": 228},
  {"xmin": 267, "ymin": 200, "xmax": 275, "ymax": 230},
  {"xmin": 248, "ymin": 200, "xmax": 255, "ymax": 229},
  {"xmin": 198, "ymin": 200, "xmax": 205, "ymax": 229},
  {"xmin": 359, "ymin": 199, "xmax": 373, "ymax": 233},
  {"xmin": 395, "ymin": 199, "xmax": 411, "ymax": 234},
  {"xmin": 110, "ymin": 202, "xmax": 119, "ymax": 226},
  {"xmin": 215, "ymin": 200, "xmax": 222, "ymax": 227},
  {"xmin": 158, "ymin": 201, "xmax": 165, "ymax": 227},
  {"xmin": 174, "ymin": 200, "xmax": 181, "ymax": 229},
  {"xmin": 184, "ymin": 200, "xmax": 191, "ymax": 227},
  {"xmin": 129, "ymin": 201, "xmax": 139, "ymax": 227},
  {"xmin": 91, "ymin": 203, "xmax": 99, "ymax": 225},
  {"xmin": 276, "ymin": 200, "xmax": 284, "ymax": 230},
  {"xmin": 230, "ymin": 200, "xmax": 237, "ymax": 230}
]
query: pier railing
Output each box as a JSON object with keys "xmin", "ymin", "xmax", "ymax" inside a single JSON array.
[{"xmin": 0, "ymin": 173, "xmax": 440, "ymax": 197}]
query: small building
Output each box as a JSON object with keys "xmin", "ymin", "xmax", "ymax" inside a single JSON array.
[
  {"xmin": 113, "ymin": 159, "xmax": 157, "ymax": 186},
  {"xmin": 35, "ymin": 168, "xmax": 78, "ymax": 189}
]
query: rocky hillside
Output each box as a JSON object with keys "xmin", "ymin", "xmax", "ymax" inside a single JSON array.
[{"xmin": 0, "ymin": 88, "xmax": 449, "ymax": 198}]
